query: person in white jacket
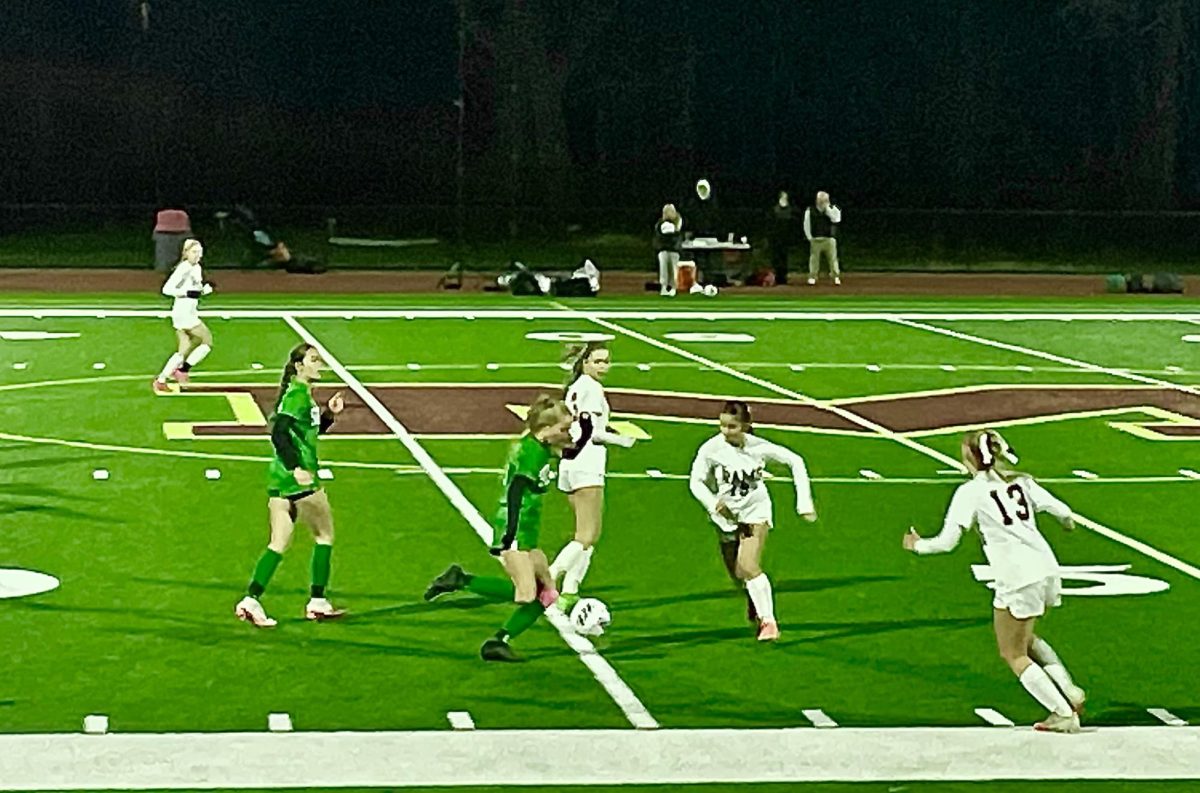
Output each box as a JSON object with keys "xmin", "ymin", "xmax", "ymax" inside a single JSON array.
[
  {"xmin": 903, "ymin": 429, "xmax": 1086, "ymax": 734},
  {"xmin": 549, "ymin": 342, "xmax": 639, "ymax": 612},
  {"xmin": 689, "ymin": 401, "xmax": 816, "ymax": 642},
  {"xmin": 153, "ymin": 238, "xmax": 214, "ymax": 392}
]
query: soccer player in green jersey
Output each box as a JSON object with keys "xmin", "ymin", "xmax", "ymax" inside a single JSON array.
[
  {"xmin": 235, "ymin": 343, "xmax": 347, "ymax": 627},
  {"xmin": 424, "ymin": 395, "xmax": 574, "ymax": 662}
]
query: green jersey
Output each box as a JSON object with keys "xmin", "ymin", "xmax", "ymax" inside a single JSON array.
[
  {"xmin": 491, "ymin": 434, "xmax": 555, "ymax": 551},
  {"xmin": 267, "ymin": 380, "xmax": 322, "ymax": 497}
]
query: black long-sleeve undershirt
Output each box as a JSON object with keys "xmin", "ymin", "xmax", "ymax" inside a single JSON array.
[
  {"xmin": 494, "ymin": 474, "xmax": 545, "ymax": 553},
  {"xmin": 271, "ymin": 411, "xmax": 334, "ymax": 470}
]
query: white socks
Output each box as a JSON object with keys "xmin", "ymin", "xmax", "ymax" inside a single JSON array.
[
  {"xmin": 550, "ymin": 541, "xmax": 585, "ymax": 581},
  {"xmin": 186, "ymin": 343, "xmax": 211, "ymax": 367},
  {"xmin": 745, "ymin": 573, "xmax": 775, "ymax": 622},
  {"xmin": 563, "ymin": 547, "xmax": 593, "ymax": 595},
  {"xmin": 157, "ymin": 352, "xmax": 185, "ymax": 381},
  {"xmin": 1019, "ymin": 663, "xmax": 1072, "ymax": 717},
  {"xmin": 1030, "ymin": 636, "xmax": 1076, "ymax": 695}
]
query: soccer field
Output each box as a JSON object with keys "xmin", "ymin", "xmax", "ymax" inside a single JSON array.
[{"xmin": 1, "ymin": 292, "xmax": 1199, "ymax": 790}]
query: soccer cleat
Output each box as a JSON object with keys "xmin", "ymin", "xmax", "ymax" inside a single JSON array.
[
  {"xmin": 661, "ymin": 287, "xmax": 677, "ymax": 297},
  {"xmin": 833, "ymin": 277, "xmax": 842, "ymax": 285},
  {"xmin": 1034, "ymin": 712, "xmax": 1081, "ymax": 734},
  {"xmin": 756, "ymin": 619, "xmax": 780, "ymax": 642},
  {"xmin": 305, "ymin": 597, "xmax": 346, "ymax": 620},
  {"xmin": 235, "ymin": 596, "xmax": 277, "ymax": 628},
  {"xmin": 152, "ymin": 379, "xmax": 172, "ymax": 393},
  {"xmin": 423, "ymin": 564, "xmax": 467, "ymax": 601},
  {"xmin": 807, "ymin": 277, "xmax": 817, "ymax": 285},
  {"xmin": 1063, "ymin": 684, "xmax": 1087, "ymax": 713},
  {"xmin": 171, "ymin": 368, "xmax": 190, "ymax": 384},
  {"xmin": 556, "ymin": 592, "xmax": 579, "ymax": 615},
  {"xmin": 480, "ymin": 638, "xmax": 523, "ymax": 662}
]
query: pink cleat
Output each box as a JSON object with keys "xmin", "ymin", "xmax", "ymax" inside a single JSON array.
[
  {"xmin": 756, "ymin": 619, "xmax": 780, "ymax": 642},
  {"xmin": 171, "ymin": 368, "xmax": 190, "ymax": 385}
]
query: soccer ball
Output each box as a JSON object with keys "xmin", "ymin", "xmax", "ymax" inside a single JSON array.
[
  {"xmin": 569, "ymin": 597, "xmax": 611, "ymax": 637},
  {"xmin": 702, "ymin": 283, "xmax": 718, "ymax": 297}
]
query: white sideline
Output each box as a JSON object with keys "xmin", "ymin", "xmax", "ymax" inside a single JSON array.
[
  {"xmin": 566, "ymin": 309, "xmax": 1200, "ymax": 585},
  {"xmin": 282, "ymin": 315, "xmax": 657, "ymax": 730},
  {"xmin": 1, "ymin": 726, "xmax": 1198, "ymax": 789}
]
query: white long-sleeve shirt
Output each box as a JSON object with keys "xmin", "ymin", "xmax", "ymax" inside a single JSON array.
[
  {"xmin": 689, "ymin": 433, "xmax": 814, "ymax": 530},
  {"xmin": 560, "ymin": 373, "xmax": 634, "ymax": 475},
  {"xmin": 914, "ymin": 470, "xmax": 1072, "ymax": 590},
  {"xmin": 162, "ymin": 260, "xmax": 204, "ymax": 299}
]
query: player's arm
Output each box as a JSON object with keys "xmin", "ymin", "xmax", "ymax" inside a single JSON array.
[
  {"xmin": 592, "ymin": 423, "xmax": 635, "ymax": 448},
  {"xmin": 904, "ymin": 487, "xmax": 971, "ymax": 554},
  {"xmin": 759, "ymin": 439, "xmax": 816, "ymax": 520},
  {"xmin": 161, "ymin": 263, "xmax": 191, "ymax": 298},
  {"xmin": 493, "ymin": 474, "xmax": 536, "ymax": 555},
  {"xmin": 688, "ymin": 445, "xmax": 721, "ymax": 514},
  {"xmin": 1027, "ymin": 479, "xmax": 1075, "ymax": 530},
  {"xmin": 560, "ymin": 412, "xmax": 594, "ymax": 461},
  {"xmin": 270, "ymin": 415, "xmax": 303, "ymax": 471},
  {"xmin": 319, "ymin": 392, "xmax": 344, "ymax": 434}
]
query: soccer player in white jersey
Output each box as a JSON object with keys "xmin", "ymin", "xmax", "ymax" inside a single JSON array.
[
  {"xmin": 549, "ymin": 342, "xmax": 638, "ymax": 613},
  {"xmin": 689, "ymin": 401, "xmax": 816, "ymax": 642},
  {"xmin": 903, "ymin": 429, "xmax": 1086, "ymax": 734},
  {"xmin": 153, "ymin": 239, "xmax": 214, "ymax": 393}
]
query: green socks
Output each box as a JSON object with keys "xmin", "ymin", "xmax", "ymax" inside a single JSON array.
[
  {"xmin": 501, "ymin": 600, "xmax": 544, "ymax": 640},
  {"xmin": 311, "ymin": 543, "xmax": 333, "ymax": 597},
  {"xmin": 248, "ymin": 549, "xmax": 283, "ymax": 597}
]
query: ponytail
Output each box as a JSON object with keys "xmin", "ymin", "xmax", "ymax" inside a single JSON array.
[
  {"xmin": 563, "ymin": 341, "xmax": 608, "ymax": 394},
  {"xmin": 967, "ymin": 429, "xmax": 1022, "ymax": 481},
  {"xmin": 274, "ymin": 342, "xmax": 313, "ymax": 413}
]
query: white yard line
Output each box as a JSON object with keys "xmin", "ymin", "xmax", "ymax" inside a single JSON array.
[
  {"xmin": 283, "ymin": 315, "xmax": 657, "ymax": 730},
  {"xmin": 1148, "ymin": 708, "xmax": 1189, "ymax": 726},
  {"xmin": 1, "ymin": 726, "xmax": 1198, "ymax": 789},
  {"xmin": 975, "ymin": 708, "xmax": 1016, "ymax": 727},
  {"xmin": 560, "ymin": 307, "xmax": 1200, "ymax": 585}
]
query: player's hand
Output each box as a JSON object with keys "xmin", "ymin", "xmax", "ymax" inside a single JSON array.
[
  {"xmin": 799, "ymin": 511, "xmax": 817, "ymax": 523},
  {"xmin": 201, "ymin": 283, "xmax": 214, "ymax": 296},
  {"xmin": 902, "ymin": 527, "xmax": 920, "ymax": 551},
  {"xmin": 294, "ymin": 468, "xmax": 314, "ymax": 487},
  {"xmin": 327, "ymin": 391, "xmax": 344, "ymax": 414},
  {"xmin": 714, "ymin": 500, "xmax": 735, "ymax": 521}
]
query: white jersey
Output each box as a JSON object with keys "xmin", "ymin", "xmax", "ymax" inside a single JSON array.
[
  {"xmin": 688, "ymin": 433, "xmax": 814, "ymax": 531},
  {"xmin": 914, "ymin": 470, "xmax": 1072, "ymax": 590},
  {"xmin": 162, "ymin": 261, "xmax": 205, "ymax": 329},
  {"xmin": 559, "ymin": 374, "xmax": 633, "ymax": 478}
]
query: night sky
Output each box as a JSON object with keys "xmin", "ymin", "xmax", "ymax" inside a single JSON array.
[{"xmin": 1, "ymin": 1, "xmax": 1196, "ymax": 210}]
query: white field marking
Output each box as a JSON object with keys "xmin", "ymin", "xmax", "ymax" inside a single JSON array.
[
  {"xmin": 406, "ymin": 363, "xmax": 421, "ymax": 370},
  {"xmin": 975, "ymin": 708, "xmax": 1015, "ymax": 727},
  {"xmin": 858, "ymin": 469, "xmax": 882, "ymax": 480},
  {"xmin": 0, "ymin": 568, "xmax": 61, "ymax": 599},
  {"xmin": 317, "ymin": 468, "xmax": 334, "ymax": 481},
  {"xmin": 447, "ymin": 711, "xmax": 476, "ymax": 730},
  {"xmin": 81, "ymin": 715, "xmax": 108, "ymax": 735},
  {"xmin": 267, "ymin": 713, "xmax": 292, "ymax": 733},
  {"xmin": 1072, "ymin": 469, "xmax": 1099, "ymax": 480},
  {"xmin": 663, "ymin": 332, "xmax": 756, "ymax": 343},
  {"xmin": 0, "ymin": 330, "xmax": 80, "ymax": 340},
  {"xmin": 802, "ymin": 709, "xmax": 838, "ymax": 728},
  {"xmin": 563, "ymin": 308, "xmax": 1200, "ymax": 584},
  {"xmin": 3, "ymin": 726, "xmax": 1200, "ymax": 789},
  {"xmin": 250, "ymin": 362, "xmax": 263, "ymax": 369},
  {"xmin": 1, "ymin": 307, "xmax": 1200, "ymax": 321},
  {"xmin": 12, "ymin": 362, "xmax": 27, "ymax": 370},
  {"xmin": 91, "ymin": 362, "xmax": 105, "ymax": 370},
  {"xmin": 645, "ymin": 468, "xmax": 665, "ymax": 478},
  {"xmin": 637, "ymin": 363, "xmax": 652, "ymax": 371},
  {"xmin": 204, "ymin": 468, "xmax": 221, "ymax": 480},
  {"xmin": 0, "ymin": 429, "xmax": 412, "ymax": 473},
  {"xmin": 283, "ymin": 315, "xmax": 657, "ymax": 731},
  {"xmin": 940, "ymin": 364, "xmax": 957, "ymax": 371},
  {"xmin": 866, "ymin": 364, "xmax": 882, "ymax": 372},
  {"xmin": 0, "ymin": 368, "xmax": 274, "ymax": 394},
  {"xmin": 91, "ymin": 469, "xmax": 109, "ymax": 481},
  {"xmin": 893, "ymin": 318, "xmax": 1200, "ymax": 398},
  {"xmin": 1180, "ymin": 469, "xmax": 1200, "ymax": 479},
  {"xmin": 1148, "ymin": 708, "xmax": 1189, "ymax": 726},
  {"xmin": 485, "ymin": 362, "xmax": 500, "ymax": 370}
]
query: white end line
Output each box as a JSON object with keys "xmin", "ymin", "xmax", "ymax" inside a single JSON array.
[{"xmin": 282, "ymin": 315, "xmax": 657, "ymax": 730}]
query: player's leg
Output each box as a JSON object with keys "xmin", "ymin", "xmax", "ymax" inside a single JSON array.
[
  {"xmin": 717, "ymin": 531, "xmax": 757, "ymax": 623},
  {"xmin": 154, "ymin": 328, "xmax": 191, "ymax": 388},
  {"xmin": 1027, "ymin": 578, "xmax": 1084, "ymax": 710},
  {"xmin": 297, "ymin": 490, "xmax": 345, "ymax": 620},
  {"xmin": 235, "ymin": 497, "xmax": 297, "ymax": 627},
  {"xmin": 994, "ymin": 608, "xmax": 1076, "ymax": 731},
  {"xmin": 828, "ymin": 239, "xmax": 841, "ymax": 284},
  {"xmin": 178, "ymin": 322, "xmax": 213, "ymax": 376},
  {"xmin": 807, "ymin": 242, "xmax": 820, "ymax": 284},
  {"xmin": 556, "ymin": 486, "xmax": 602, "ymax": 604},
  {"xmin": 737, "ymin": 522, "xmax": 778, "ymax": 641},
  {"xmin": 481, "ymin": 550, "xmax": 542, "ymax": 662}
]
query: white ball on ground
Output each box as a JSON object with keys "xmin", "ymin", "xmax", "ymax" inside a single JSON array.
[
  {"xmin": 703, "ymin": 284, "xmax": 719, "ymax": 297},
  {"xmin": 569, "ymin": 597, "xmax": 611, "ymax": 637}
]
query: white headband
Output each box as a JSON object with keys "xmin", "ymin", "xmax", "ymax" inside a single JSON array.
[{"xmin": 979, "ymin": 432, "xmax": 1018, "ymax": 466}]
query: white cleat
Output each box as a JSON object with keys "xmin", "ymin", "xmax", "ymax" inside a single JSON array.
[
  {"xmin": 1064, "ymin": 684, "xmax": 1087, "ymax": 713},
  {"xmin": 807, "ymin": 277, "xmax": 817, "ymax": 285},
  {"xmin": 305, "ymin": 597, "xmax": 346, "ymax": 621},
  {"xmin": 833, "ymin": 277, "xmax": 842, "ymax": 285},
  {"xmin": 235, "ymin": 596, "xmax": 277, "ymax": 628},
  {"xmin": 1034, "ymin": 712, "xmax": 1081, "ymax": 734}
]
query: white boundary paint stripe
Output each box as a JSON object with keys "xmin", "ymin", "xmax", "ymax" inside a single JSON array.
[
  {"xmin": 0, "ymin": 307, "xmax": 1199, "ymax": 321},
  {"xmin": 2, "ymin": 726, "xmax": 1199, "ymax": 789},
  {"xmin": 892, "ymin": 318, "xmax": 1200, "ymax": 397},
  {"xmin": 81, "ymin": 715, "xmax": 108, "ymax": 735},
  {"xmin": 563, "ymin": 308, "xmax": 1200, "ymax": 584},
  {"xmin": 974, "ymin": 708, "xmax": 1015, "ymax": 727},
  {"xmin": 802, "ymin": 709, "xmax": 838, "ymax": 728},
  {"xmin": 282, "ymin": 315, "xmax": 657, "ymax": 730},
  {"xmin": 446, "ymin": 711, "xmax": 476, "ymax": 730},
  {"xmin": 1148, "ymin": 708, "xmax": 1189, "ymax": 726},
  {"xmin": 266, "ymin": 713, "xmax": 292, "ymax": 733}
]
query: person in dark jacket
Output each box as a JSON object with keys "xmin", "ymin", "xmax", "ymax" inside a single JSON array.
[
  {"xmin": 654, "ymin": 203, "xmax": 683, "ymax": 296},
  {"xmin": 767, "ymin": 191, "xmax": 796, "ymax": 285}
]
